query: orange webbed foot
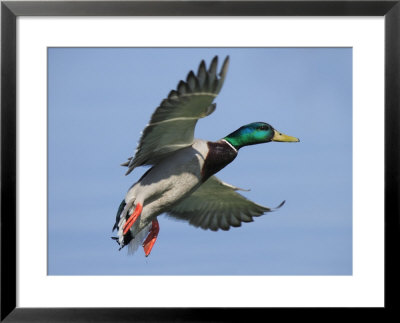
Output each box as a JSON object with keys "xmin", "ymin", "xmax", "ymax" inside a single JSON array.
[
  {"xmin": 143, "ymin": 219, "xmax": 160, "ymax": 257},
  {"xmin": 123, "ymin": 203, "xmax": 143, "ymax": 235}
]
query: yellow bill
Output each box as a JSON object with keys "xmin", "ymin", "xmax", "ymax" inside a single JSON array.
[{"xmin": 272, "ymin": 129, "xmax": 300, "ymax": 142}]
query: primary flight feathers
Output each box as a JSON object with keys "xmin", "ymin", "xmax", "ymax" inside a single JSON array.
[{"xmin": 122, "ymin": 56, "xmax": 230, "ymax": 175}]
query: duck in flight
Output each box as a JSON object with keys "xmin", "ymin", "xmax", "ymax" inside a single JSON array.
[{"xmin": 112, "ymin": 56, "xmax": 299, "ymax": 256}]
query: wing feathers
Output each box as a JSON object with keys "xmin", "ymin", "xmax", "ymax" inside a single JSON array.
[
  {"xmin": 124, "ymin": 56, "xmax": 230, "ymax": 174},
  {"xmin": 197, "ymin": 60, "xmax": 207, "ymax": 87},
  {"xmin": 178, "ymin": 80, "xmax": 188, "ymax": 95},
  {"xmin": 208, "ymin": 56, "xmax": 218, "ymax": 84},
  {"xmin": 186, "ymin": 71, "xmax": 196, "ymax": 91},
  {"xmin": 216, "ymin": 56, "xmax": 230, "ymax": 93},
  {"xmin": 167, "ymin": 176, "xmax": 283, "ymax": 231}
]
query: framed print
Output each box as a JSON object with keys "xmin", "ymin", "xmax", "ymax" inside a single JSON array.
[{"xmin": 1, "ymin": 0, "xmax": 399, "ymax": 321}]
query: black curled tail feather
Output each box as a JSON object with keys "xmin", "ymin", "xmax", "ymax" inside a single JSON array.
[{"xmin": 112, "ymin": 199, "xmax": 126, "ymax": 231}]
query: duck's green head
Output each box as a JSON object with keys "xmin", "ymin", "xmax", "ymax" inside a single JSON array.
[{"xmin": 223, "ymin": 122, "xmax": 299, "ymax": 150}]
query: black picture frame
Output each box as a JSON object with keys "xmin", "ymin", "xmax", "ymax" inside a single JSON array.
[{"xmin": 1, "ymin": 0, "xmax": 399, "ymax": 321}]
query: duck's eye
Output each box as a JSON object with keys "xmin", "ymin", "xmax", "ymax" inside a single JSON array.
[{"xmin": 259, "ymin": 125, "xmax": 269, "ymax": 131}]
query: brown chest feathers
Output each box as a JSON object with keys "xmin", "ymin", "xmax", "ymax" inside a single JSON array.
[{"xmin": 201, "ymin": 140, "xmax": 238, "ymax": 181}]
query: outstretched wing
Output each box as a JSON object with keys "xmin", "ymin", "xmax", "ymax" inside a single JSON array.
[
  {"xmin": 166, "ymin": 176, "xmax": 285, "ymax": 231},
  {"xmin": 123, "ymin": 56, "xmax": 230, "ymax": 175}
]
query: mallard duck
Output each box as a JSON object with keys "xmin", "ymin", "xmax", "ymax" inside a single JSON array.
[{"xmin": 112, "ymin": 56, "xmax": 299, "ymax": 256}]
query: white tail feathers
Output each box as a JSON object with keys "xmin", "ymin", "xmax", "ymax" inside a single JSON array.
[
  {"xmin": 116, "ymin": 202, "xmax": 151, "ymax": 255},
  {"xmin": 127, "ymin": 223, "xmax": 151, "ymax": 255}
]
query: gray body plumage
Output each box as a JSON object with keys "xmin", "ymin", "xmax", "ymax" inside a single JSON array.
[{"xmin": 117, "ymin": 139, "xmax": 209, "ymax": 245}]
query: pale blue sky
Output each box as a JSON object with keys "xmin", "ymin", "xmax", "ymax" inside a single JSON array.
[{"xmin": 48, "ymin": 48, "xmax": 352, "ymax": 275}]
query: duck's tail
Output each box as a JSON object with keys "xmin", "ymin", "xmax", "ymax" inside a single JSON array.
[
  {"xmin": 112, "ymin": 199, "xmax": 151, "ymax": 255},
  {"xmin": 112, "ymin": 199, "xmax": 126, "ymax": 232},
  {"xmin": 127, "ymin": 223, "xmax": 151, "ymax": 255}
]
